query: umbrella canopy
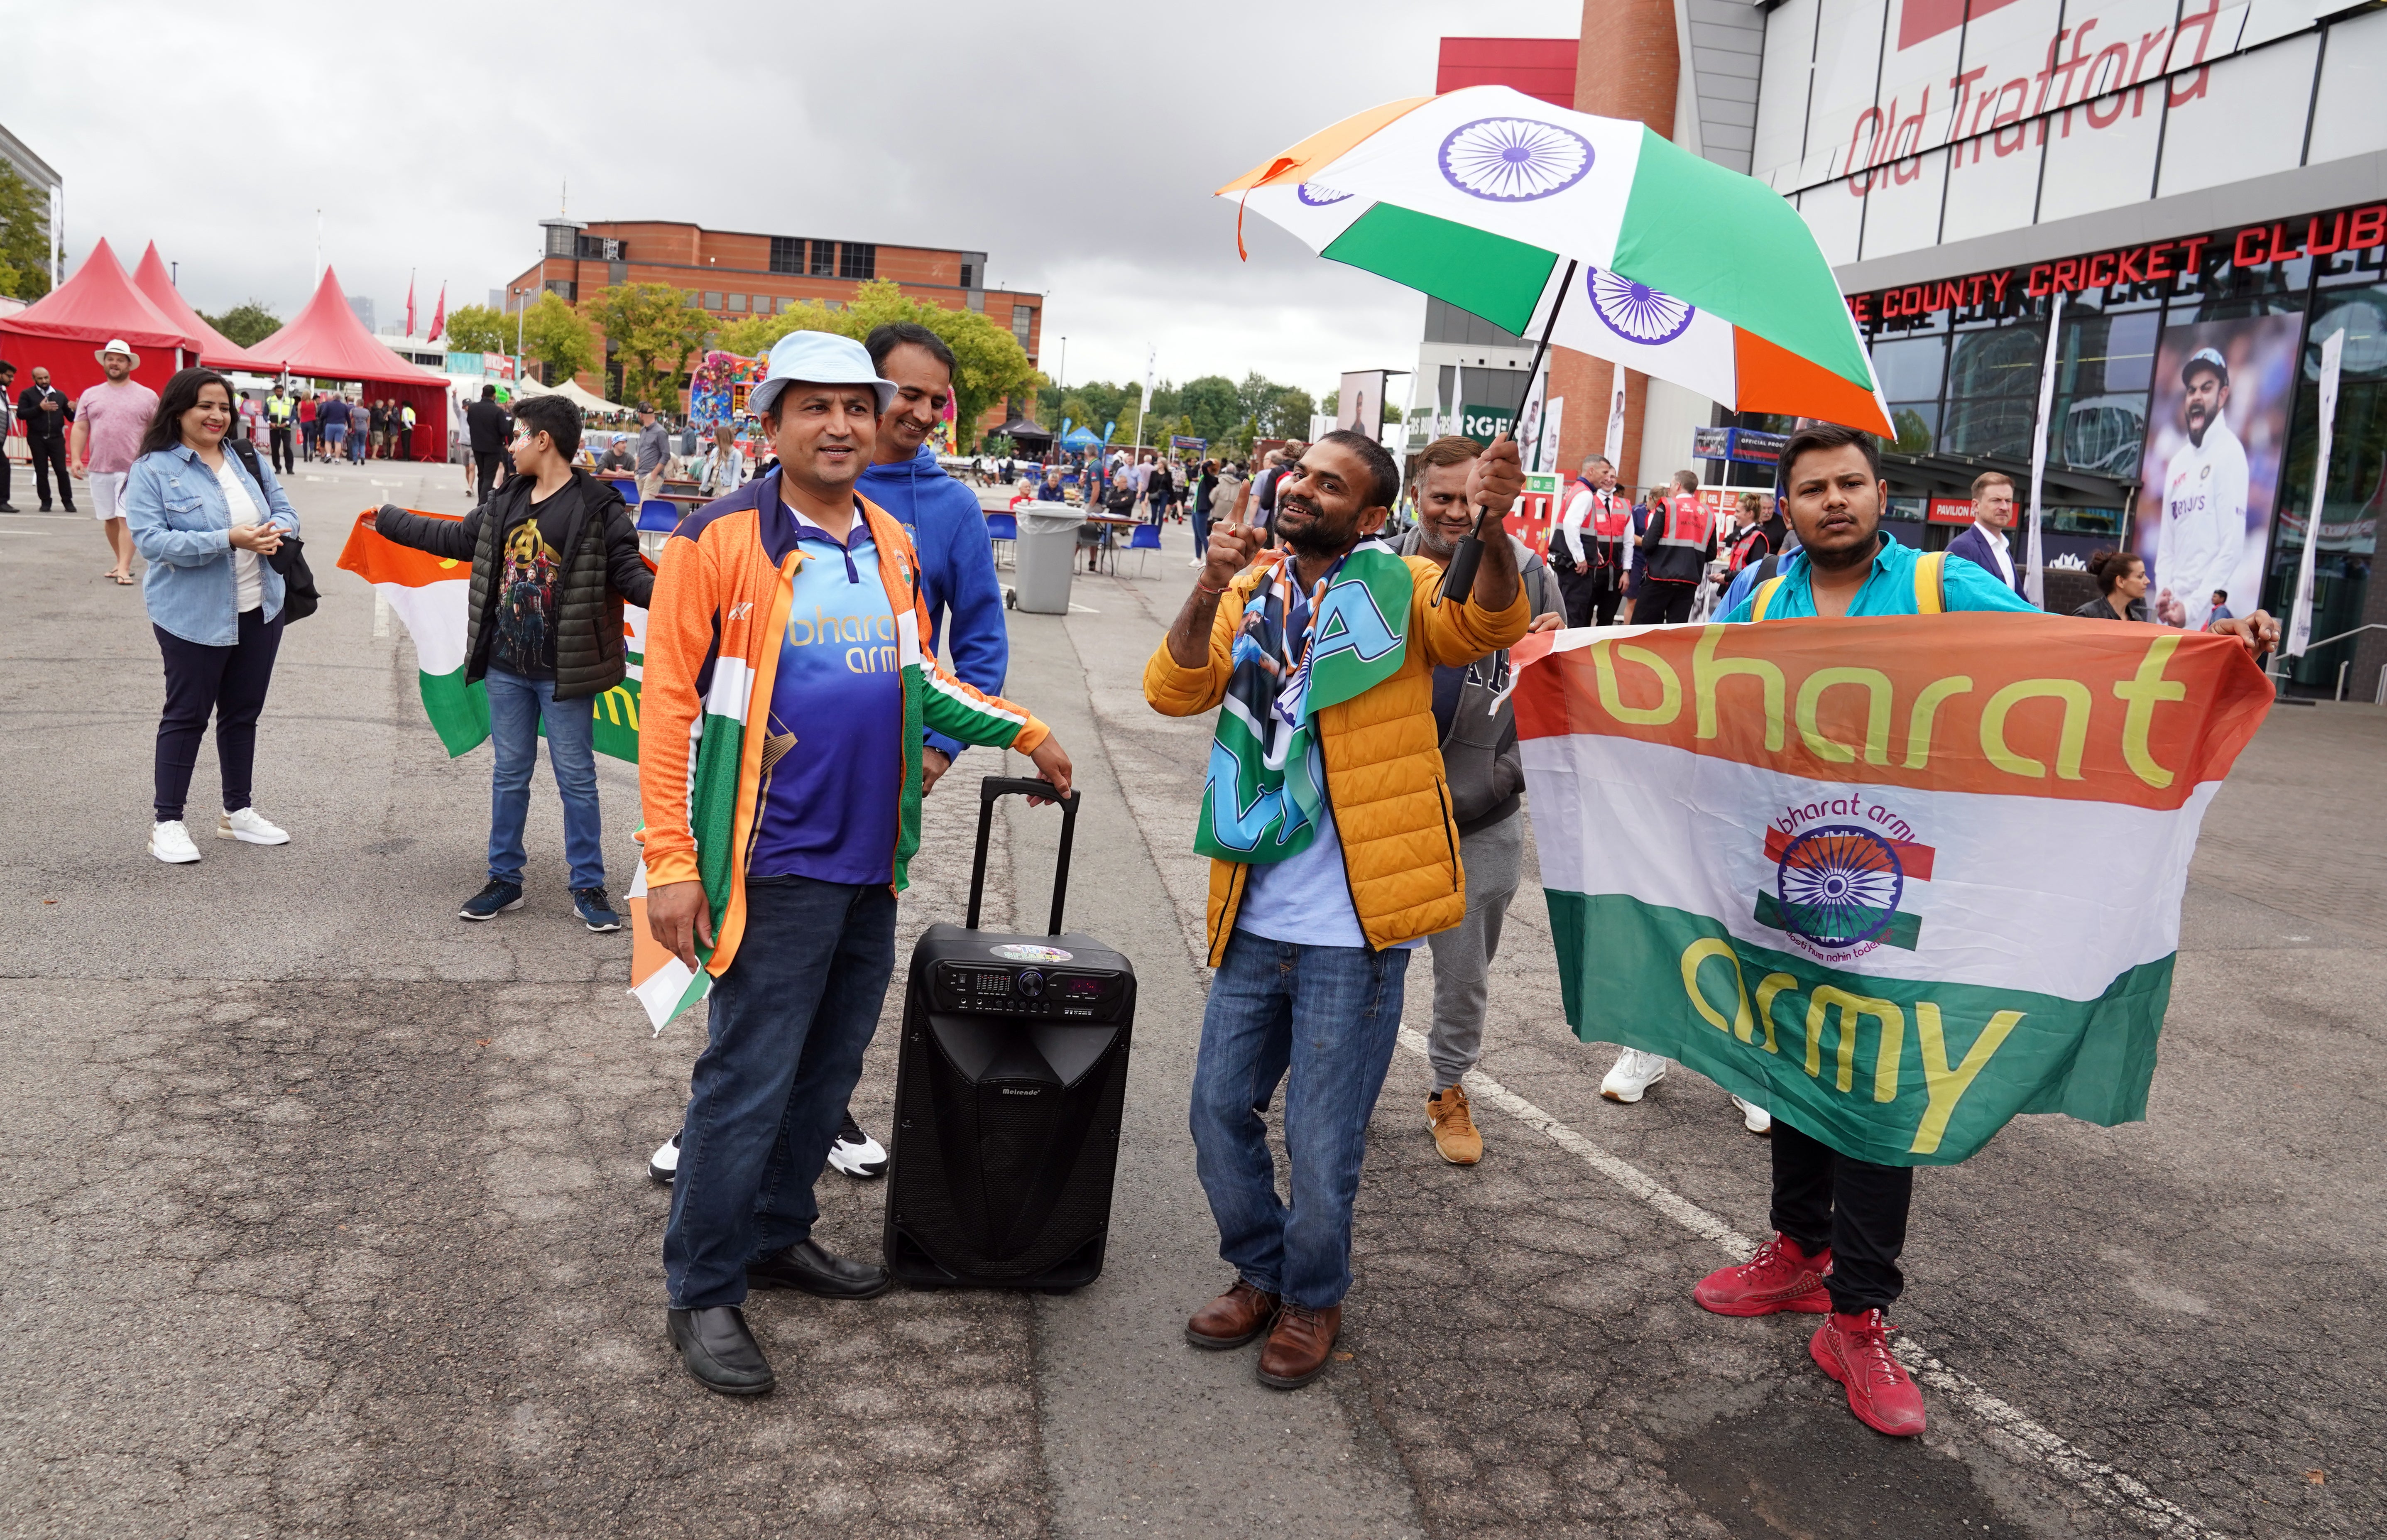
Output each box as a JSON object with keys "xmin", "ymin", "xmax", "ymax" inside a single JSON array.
[
  {"xmin": 0, "ymin": 236, "xmax": 203, "ymax": 396},
  {"xmin": 130, "ymin": 243, "xmax": 279, "ymax": 373},
  {"xmin": 1218, "ymin": 85, "xmax": 1891, "ymax": 436},
  {"xmin": 1060, "ymin": 426, "xmax": 1105, "ymax": 450}
]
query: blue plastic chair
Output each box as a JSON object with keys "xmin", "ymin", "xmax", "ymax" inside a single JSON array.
[
  {"xmin": 986, "ymin": 512, "xmax": 1018, "ymax": 568},
  {"xmin": 1128, "ymin": 520, "xmax": 1163, "ymax": 578},
  {"xmin": 607, "ymin": 475, "xmax": 641, "ymax": 508}
]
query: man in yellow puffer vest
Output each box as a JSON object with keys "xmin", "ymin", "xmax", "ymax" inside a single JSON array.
[{"xmin": 1144, "ymin": 429, "xmax": 1529, "ymax": 1391}]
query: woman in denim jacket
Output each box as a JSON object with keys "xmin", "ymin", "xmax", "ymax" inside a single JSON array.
[{"xmin": 122, "ymin": 368, "xmax": 302, "ymax": 865}]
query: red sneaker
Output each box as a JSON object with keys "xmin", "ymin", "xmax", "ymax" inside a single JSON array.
[
  {"xmin": 1692, "ymin": 1234, "xmax": 1833, "ymax": 1316},
  {"xmin": 1810, "ymin": 1309, "xmax": 1927, "ymax": 1436}
]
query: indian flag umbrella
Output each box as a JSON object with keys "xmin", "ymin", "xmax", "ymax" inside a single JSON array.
[{"xmin": 1217, "ymin": 85, "xmax": 1892, "ymax": 438}]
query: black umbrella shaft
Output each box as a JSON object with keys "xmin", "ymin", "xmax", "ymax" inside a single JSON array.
[{"xmin": 1438, "ymin": 260, "xmax": 1576, "ymax": 607}]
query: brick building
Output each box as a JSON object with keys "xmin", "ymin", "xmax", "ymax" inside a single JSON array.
[{"xmin": 500, "ymin": 218, "xmax": 1043, "ymax": 430}]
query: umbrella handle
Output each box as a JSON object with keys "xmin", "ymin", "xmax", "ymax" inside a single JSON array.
[{"xmin": 1435, "ymin": 259, "xmax": 1576, "ymax": 608}]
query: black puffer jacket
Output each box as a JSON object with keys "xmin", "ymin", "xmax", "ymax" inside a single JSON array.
[{"xmin": 375, "ymin": 471, "xmax": 654, "ymax": 700}]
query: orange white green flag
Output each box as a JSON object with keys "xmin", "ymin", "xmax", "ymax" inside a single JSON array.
[
  {"xmin": 1514, "ymin": 614, "xmax": 2270, "ymax": 1165},
  {"xmin": 335, "ymin": 510, "xmax": 647, "ymax": 763}
]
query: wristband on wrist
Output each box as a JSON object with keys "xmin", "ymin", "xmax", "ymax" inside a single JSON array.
[{"xmin": 1194, "ymin": 576, "xmax": 1227, "ymax": 596}]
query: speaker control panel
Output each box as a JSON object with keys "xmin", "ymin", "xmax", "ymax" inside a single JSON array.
[{"xmin": 930, "ymin": 961, "xmax": 1131, "ymax": 1021}]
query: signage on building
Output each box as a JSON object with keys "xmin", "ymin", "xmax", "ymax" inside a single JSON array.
[
  {"xmin": 1850, "ymin": 200, "xmax": 2387, "ymax": 322},
  {"xmin": 1927, "ymin": 497, "xmax": 1976, "ymax": 525},
  {"xmin": 1170, "ymin": 435, "xmax": 1207, "ymax": 450},
  {"xmin": 1692, "ymin": 426, "xmax": 1792, "ymax": 466},
  {"xmin": 1459, "ymin": 404, "xmax": 1515, "ymax": 445},
  {"xmin": 1758, "ymin": 0, "xmax": 2382, "ymax": 267}
]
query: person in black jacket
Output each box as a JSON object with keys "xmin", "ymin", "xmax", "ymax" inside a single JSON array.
[
  {"xmin": 362, "ymin": 393, "xmax": 653, "ymax": 931},
  {"xmin": 19, "ymin": 367, "xmax": 75, "ymax": 512},
  {"xmin": 464, "ymin": 384, "xmax": 513, "ymax": 505}
]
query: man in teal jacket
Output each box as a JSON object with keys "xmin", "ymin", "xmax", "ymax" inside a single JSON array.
[{"xmin": 1693, "ymin": 421, "xmax": 2277, "ymax": 1439}]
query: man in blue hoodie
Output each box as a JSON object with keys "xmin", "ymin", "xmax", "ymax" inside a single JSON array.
[
  {"xmin": 858, "ymin": 322, "xmax": 1011, "ymax": 795},
  {"xmin": 646, "ymin": 319, "xmax": 1013, "ymax": 1192}
]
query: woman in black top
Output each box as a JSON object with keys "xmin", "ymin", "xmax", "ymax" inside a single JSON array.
[{"xmin": 2074, "ymin": 547, "xmax": 2154, "ymax": 622}]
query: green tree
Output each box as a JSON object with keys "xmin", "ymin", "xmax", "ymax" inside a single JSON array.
[
  {"xmin": 519, "ymin": 291, "xmax": 597, "ymax": 383},
  {"xmin": 201, "ymin": 302, "xmax": 282, "ymax": 349},
  {"xmin": 1178, "ymin": 376, "xmax": 1241, "ymax": 444},
  {"xmin": 1891, "ymin": 407, "xmax": 1934, "ymax": 456},
  {"xmin": 1235, "ymin": 371, "xmax": 1283, "ymax": 427},
  {"xmin": 584, "ymin": 282, "xmax": 712, "ymax": 411},
  {"xmin": 441, "ymin": 303, "xmax": 512, "ymax": 355},
  {"xmin": 707, "ymin": 279, "xmax": 1037, "ymax": 448},
  {"xmin": 1266, "ymin": 387, "xmax": 1317, "ymax": 441},
  {"xmin": 0, "ymin": 163, "xmax": 49, "ymax": 301}
]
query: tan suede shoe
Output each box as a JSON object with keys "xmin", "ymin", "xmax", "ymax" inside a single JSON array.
[
  {"xmin": 1426, "ymin": 1084, "xmax": 1484, "ymax": 1165},
  {"xmin": 1257, "ymin": 1303, "xmax": 1342, "ymax": 1389},
  {"xmin": 1185, "ymin": 1279, "xmax": 1280, "ymax": 1350}
]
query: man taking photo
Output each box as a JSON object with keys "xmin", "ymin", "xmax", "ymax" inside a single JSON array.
[
  {"xmin": 363, "ymin": 394, "xmax": 651, "ymax": 933},
  {"xmin": 638, "ymin": 331, "xmax": 1072, "ymax": 1397},
  {"xmin": 1694, "ymin": 421, "xmax": 2277, "ymax": 1438},
  {"xmin": 19, "ymin": 365, "xmax": 74, "ymax": 513},
  {"xmin": 1146, "ymin": 429, "xmax": 1529, "ymax": 1391},
  {"xmin": 1394, "ymin": 436, "xmax": 1563, "ymax": 1164}
]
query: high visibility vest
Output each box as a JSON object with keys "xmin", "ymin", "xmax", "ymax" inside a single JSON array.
[
  {"xmin": 267, "ymin": 395, "xmax": 293, "ymax": 424},
  {"xmin": 1657, "ymin": 492, "xmax": 1712, "ymax": 551},
  {"xmin": 1587, "ymin": 487, "xmax": 1630, "ymax": 539}
]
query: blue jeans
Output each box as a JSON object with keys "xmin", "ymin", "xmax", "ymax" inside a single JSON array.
[
  {"xmin": 484, "ymin": 667, "xmax": 604, "ymax": 890},
  {"xmin": 665, "ymin": 875, "xmax": 897, "ymax": 1308},
  {"xmin": 1189, "ymin": 930, "xmax": 1412, "ymax": 1310}
]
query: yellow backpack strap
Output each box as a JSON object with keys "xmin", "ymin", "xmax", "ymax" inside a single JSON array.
[
  {"xmin": 1751, "ymin": 575, "xmax": 1787, "ymax": 622},
  {"xmin": 1915, "ymin": 552, "xmax": 1947, "ymax": 615}
]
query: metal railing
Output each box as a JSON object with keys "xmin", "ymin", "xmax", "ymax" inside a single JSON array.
[{"xmin": 2267, "ymin": 622, "xmax": 2387, "ymax": 702}]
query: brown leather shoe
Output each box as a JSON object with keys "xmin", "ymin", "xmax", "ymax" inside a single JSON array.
[
  {"xmin": 1256, "ymin": 1302, "xmax": 1342, "ymax": 1388},
  {"xmin": 1185, "ymin": 1279, "xmax": 1279, "ymax": 1350}
]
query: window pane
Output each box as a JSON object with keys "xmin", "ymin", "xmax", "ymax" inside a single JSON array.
[
  {"xmin": 1887, "ymin": 402, "xmax": 1938, "ymax": 455},
  {"xmin": 1943, "ymin": 324, "xmax": 2047, "ymax": 460},
  {"xmin": 704, "ymin": 292, "xmax": 722, "ymax": 310},
  {"xmin": 1870, "ymin": 335, "xmax": 1946, "ymax": 403},
  {"xmin": 810, "ymin": 241, "xmax": 835, "ymax": 277}
]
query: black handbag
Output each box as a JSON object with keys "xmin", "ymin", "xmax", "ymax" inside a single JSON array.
[{"xmin": 230, "ymin": 438, "xmax": 318, "ymax": 623}]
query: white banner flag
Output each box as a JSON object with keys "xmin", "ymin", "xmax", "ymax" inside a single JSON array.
[
  {"xmin": 1603, "ymin": 375, "xmax": 1627, "ymax": 466},
  {"xmin": 1534, "ymin": 396, "xmax": 1566, "ymax": 475},
  {"xmin": 2287, "ymin": 328, "xmax": 2344, "ymax": 658},
  {"xmin": 2023, "ymin": 291, "xmax": 2062, "ymax": 608}
]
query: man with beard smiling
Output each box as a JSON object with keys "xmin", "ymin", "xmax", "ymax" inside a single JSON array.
[
  {"xmin": 1697, "ymin": 421, "xmax": 2276, "ymax": 1439},
  {"xmin": 1146, "ymin": 429, "xmax": 1530, "ymax": 1390}
]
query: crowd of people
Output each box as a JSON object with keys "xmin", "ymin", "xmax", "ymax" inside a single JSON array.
[{"xmin": 36, "ymin": 323, "xmax": 2284, "ymax": 1440}]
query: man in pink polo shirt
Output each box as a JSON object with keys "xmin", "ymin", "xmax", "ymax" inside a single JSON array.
[{"xmin": 71, "ymin": 340, "xmax": 160, "ymax": 587}]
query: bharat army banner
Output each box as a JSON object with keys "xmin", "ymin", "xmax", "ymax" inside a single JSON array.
[{"xmin": 1514, "ymin": 614, "xmax": 2271, "ymax": 1165}]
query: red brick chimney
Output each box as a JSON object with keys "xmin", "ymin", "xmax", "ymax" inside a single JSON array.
[{"xmin": 1549, "ymin": 0, "xmax": 1680, "ymax": 491}]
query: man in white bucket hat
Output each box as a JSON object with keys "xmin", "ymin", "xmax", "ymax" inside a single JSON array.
[{"xmin": 71, "ymin": 339, "xmax": 158, "ymax": 586}]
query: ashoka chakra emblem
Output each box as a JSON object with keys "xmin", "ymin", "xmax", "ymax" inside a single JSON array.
[
  {"xmin": 1295, "ymin": 182, "xmax": 1353, "ymax": 207},
  {"xmin": 1776, "ymin": 826, "xmax": 1904, "ymax": 950},
  {"xmin": 1438, "ymin": 117, "xmax": 1594, "ymax": 202},
  {"xmin": 1587, "ymin": 266, "xmax": 1697, "ymax": 345}
]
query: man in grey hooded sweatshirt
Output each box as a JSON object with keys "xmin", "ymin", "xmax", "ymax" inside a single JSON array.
[{"xmin": 1394, "ymin": 435, "xmax": 1563, "ymax": 1165}]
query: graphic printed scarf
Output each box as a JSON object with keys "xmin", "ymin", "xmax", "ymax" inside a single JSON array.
[{"xmin": 1196, "ymin": 539, "xmax": 1412, "ymax": 862}]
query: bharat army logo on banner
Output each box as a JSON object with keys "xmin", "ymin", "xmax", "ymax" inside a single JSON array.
[
  {"xmin": 1756, "ymin": 803, "xmax": 1937, "ymax": 961},
  {"xmin": 1511, "ymin": 615, "xmax": 2271, "ymax": 1166}
]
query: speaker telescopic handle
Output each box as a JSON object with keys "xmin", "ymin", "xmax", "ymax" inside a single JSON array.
[{"xmin": 967, "ymin": 776, "xmax": 1082, "ymax": 935}]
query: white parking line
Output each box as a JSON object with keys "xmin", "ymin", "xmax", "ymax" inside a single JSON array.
[{"xmin": 1399, "ymin": 1029, "xmax": 2223, "ymax": 1538}]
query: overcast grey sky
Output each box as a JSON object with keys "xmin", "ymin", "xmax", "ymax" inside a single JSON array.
[{"xmin": 15, "ymin": 0, "xmax": 1577, "ymax": 397}]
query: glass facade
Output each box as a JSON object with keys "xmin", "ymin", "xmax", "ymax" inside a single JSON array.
[{"xmin": 1859, "ymin": 224, "xmax": 2387, "ymax": 692}]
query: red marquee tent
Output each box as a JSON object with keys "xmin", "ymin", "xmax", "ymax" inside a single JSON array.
[
  {"xmin": 248, "ymin": 267, "xmax": 451, "ymax": 461},
  {"xmin": 0, "ymin": 237, "xmax": 204, "ymax": 400},
  {"xmin": 130, "ymin": 243, "xmax": 279, "ymax": 374}
]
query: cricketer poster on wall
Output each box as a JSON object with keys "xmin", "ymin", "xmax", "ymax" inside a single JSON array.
[{"xmin": 2132, "ymin": 313, "xmax": 2303, "ymax": 630}]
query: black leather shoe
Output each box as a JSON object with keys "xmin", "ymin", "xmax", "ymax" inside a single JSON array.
[
  {"xmin": 747, "ymin": 1239, "xmax": 892, "ymax": 1299},
  {"xmin": 667, "ymin": 1305, "xmax": 775, "ymax": 1396}
]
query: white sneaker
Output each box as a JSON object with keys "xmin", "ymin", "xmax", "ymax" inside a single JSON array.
[
  {"xmin": 1731, "ymin": 1094, "xmax": 1773, "ymax": 1135},
  {"xmin": 648, "ymin": 1132, "xmax": 679, "ymax": 1185},
  {"xmin": 149, "ymin": 820, "xmax": 201, "ymax": 864},
  {"xmin": 827, "ymin": 1111, "xmax": 889, "ymax": 1179},
  {"xmin": 1600, "ymin": 1047, "xmax": 1669, "ymax": 1103},
  {"xmin": 217, "ymin": 807, "xmax": 290, "ymax": 845}
]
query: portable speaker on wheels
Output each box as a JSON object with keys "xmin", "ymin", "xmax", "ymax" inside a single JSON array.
[{"xmin": 884, "ymin": 777, "xmax": 1136, "ymax": 1291}]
